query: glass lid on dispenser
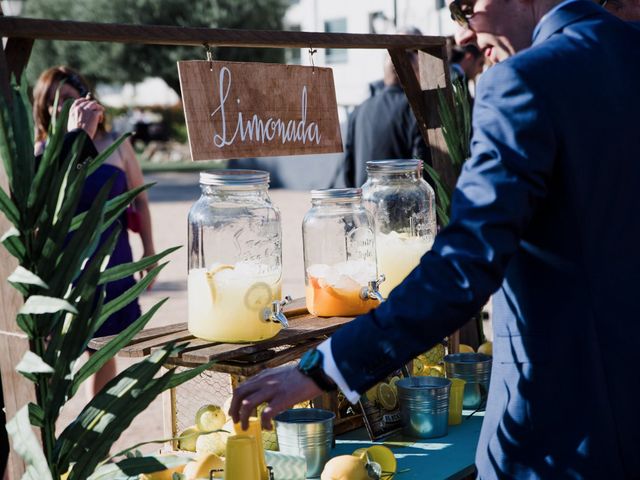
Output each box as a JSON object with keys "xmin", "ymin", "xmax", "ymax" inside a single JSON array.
[
  {"xmin": 199, "ymin": 169, "xmax": 270, "ymax": 186},
  {"xmin": 365, "ymin": 159, "xmax": 423, "ymax": 173}
]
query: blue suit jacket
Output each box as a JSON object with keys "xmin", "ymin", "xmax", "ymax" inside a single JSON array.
[{"xmin": 329, "ymin": 2, "xmax": 640, "ymax": 478}]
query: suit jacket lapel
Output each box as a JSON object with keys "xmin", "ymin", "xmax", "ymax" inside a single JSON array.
[{"xmin": 533, "ymin": 0, "xmax": 604, "ymax": 45}]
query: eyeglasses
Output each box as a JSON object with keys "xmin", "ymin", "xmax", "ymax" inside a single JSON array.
[{"xmin": 449, "ymin": 0, "xmax": 475, "ymax": 29}]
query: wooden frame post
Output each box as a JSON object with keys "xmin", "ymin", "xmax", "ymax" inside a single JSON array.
[{"xmin": 0, "ymin": 7, "xmax": 37, "ymax": 478}]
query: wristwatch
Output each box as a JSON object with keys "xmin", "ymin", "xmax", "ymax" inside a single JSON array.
[{"xmin": 297, "ymin": 348, "xmax": 337, "ymax": 392}]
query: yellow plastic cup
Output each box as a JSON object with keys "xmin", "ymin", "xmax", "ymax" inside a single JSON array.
[
  {"xmin": 225, "ymin": 434, "xmax": 262, "ymax": 480},
  {"xmin": 448, "ymin": 378, "xmax": 466, "ymax": 426},
  {"xmin": 234, "ymin": 417, "xmax": 269, "ymax": 480}
]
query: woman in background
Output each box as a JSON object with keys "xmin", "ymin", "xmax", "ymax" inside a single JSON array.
[{"xmin": 33, "ymin": 66, "xmax": 157, "ymax": 397}]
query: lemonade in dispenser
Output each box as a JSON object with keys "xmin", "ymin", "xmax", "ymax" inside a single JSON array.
[
  {"xmin": 362, "ymin": 160, "xmax": 436, "ymax": 299},
  {"xmin": 187, "ymin": 170, "xmax": 288, "ymax": 342}
]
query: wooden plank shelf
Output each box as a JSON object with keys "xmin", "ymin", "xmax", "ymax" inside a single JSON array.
[{"xmin": 88, "ymin": 298, "xmax": 355, "ymax": 377}]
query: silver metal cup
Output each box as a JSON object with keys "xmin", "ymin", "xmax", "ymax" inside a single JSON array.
[
  {"xmin": 274, "ymin": 408, "xmax": 335, "ymax": 478},
  {"xmin": 444, "ymin": 353, "xmax": 492, "ymax": 410},
  {"xmin": 396, "ymin": 377, "xmax": 451, "ymax": 439}
]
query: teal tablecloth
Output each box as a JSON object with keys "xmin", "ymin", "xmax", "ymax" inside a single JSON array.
[{"xmin": 330, "ymin": 412, "xmax": 484, "ymax": 480}]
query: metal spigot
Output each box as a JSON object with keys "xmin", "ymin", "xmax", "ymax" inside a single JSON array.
[
  {"xmin": 263, "ymin": 295, "xmax": 292, "ymax": 328},
  {"xmin": 360, "ymin": 274, "xmax": 385, "ymax": 303}
]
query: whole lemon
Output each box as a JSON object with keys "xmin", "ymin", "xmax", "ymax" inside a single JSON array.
[
  {"xmin": 478, "ymin": 341, "xmax": 493, "ymax": 356},
  {"xmin": 321, "ymin": 455, "xmax": 369, "ymax": 480}
]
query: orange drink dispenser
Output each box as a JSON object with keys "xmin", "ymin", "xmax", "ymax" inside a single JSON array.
[
  {"xmin": 302, "ymin": 189, "xmax": 383, "ymax": 317},
  {"xmin": 362, "ymin": 160, "xmax": 436, "ymax": 299},
  {"xmin": 187, "ymin": 170, "xmax": 288, "ymax": 342}
]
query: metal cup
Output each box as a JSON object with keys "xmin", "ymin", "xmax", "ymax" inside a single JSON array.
[
  {"xmin": 396, "ymin": 376, "xmax": 451, "ymax": 438},
  {"xmin": 444, "ymin": 353, "xmax": 492, "ymax": 410},
  {"xmin": 274, "ymin": 408, "xmax": 335, "ymax": 478}
]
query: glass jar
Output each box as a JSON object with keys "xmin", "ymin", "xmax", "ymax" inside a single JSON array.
[
  {"xmin": 362, "ymin": 160, "xmax": 436, "ymax": 299},
  {"xmin": 302, "ymin": 188, "xmax": 382, "ymax": 317},
  {"xmin": 187, "ymin": 170, "xmax": 284, "ymax": 342}
]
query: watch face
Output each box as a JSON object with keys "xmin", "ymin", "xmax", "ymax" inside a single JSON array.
[{"xmin": 300, "ymin": 349, "xmax": 321, "ymax": 371}]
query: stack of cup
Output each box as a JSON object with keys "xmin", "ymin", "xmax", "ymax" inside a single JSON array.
[
  {"xmin": 225, "ymin": 434, "xmax": 262, "ymax": 480},
  {"xmin": 444, "ymin": 353, "xmax": 492, "ymax": 410},
  {"xmin": 448, "ymin": 378, "xmax": 467, "ymax": 425},
  {"xmin": 274, "ymin": 408, "xmax": 335, "ymax": 478},
  {"xmin": 396, "ymin": 376, "xmax": 451, "ymax": 438},
  {"xmin": 233, "ymin": 417, "xmax": 269, "ymax": 480}
]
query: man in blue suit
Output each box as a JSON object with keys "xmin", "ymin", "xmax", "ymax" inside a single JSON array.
[{"xmin": 231, "ymin": 0, "xmax": 640, "ymax": 477}]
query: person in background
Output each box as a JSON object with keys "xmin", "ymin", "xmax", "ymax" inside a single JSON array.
[
  {"xmin": 449, "ymin": 44, "xmax": 485, "ymax": 84},
  {"xmin": 32, "ymin": 66, "xmax": 157, "ymax": 397},
  {"xmin": 231, "ymin": 0, "xmax": 640, "ymax": 477},
  {"xmin": 343, "ymin": 27, "xmax": 430, "ymax": 188}
]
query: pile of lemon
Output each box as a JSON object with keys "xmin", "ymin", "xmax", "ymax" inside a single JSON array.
[{"xmin": 412, "ymin": 343, "xmax": 446, "ymax": 377}]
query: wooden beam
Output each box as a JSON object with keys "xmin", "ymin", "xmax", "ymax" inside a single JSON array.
[
  {"xmin": 417, "ymin": 47, "xmax": 458, "ymax": 193},
  {"xmin": 0, "ymin": 17, "xmax": 446, "ymax": 49},
  {"xmin": 4, "ymin": 38, "xmax": 34, "ymax": 81},
  {"xmin": 388, "ymin": 48, "xmax": 433, "ymax": 152}
]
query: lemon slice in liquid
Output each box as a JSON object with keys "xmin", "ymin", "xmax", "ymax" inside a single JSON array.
[{"xmin": 205, "ymin": 264, "xmax": 234, "ymax": 303}]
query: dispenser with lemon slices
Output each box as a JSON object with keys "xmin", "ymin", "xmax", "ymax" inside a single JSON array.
[{"xmin": 188, "ymin": 170, "xmax": 287, "ymax": 343}]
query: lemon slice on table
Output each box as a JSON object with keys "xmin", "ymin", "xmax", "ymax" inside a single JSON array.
[
  {"xmin": 244, "ymin": 281, "xmax": 273, "ymax": 310},
  {"xmin": 388, "ymin": 376, "xmax": 401, "ymax": 393},
  {"xmin": 377, "ymin": 383, "xmax": 398, "ymax": 410},
  {"xmin": 365, "ymin": 385, "xmax": 379, "ymax": 403},
  {"xmin": 204, "ymin": 264, "xmax": 234, "ymax": 303},
  {"xmin": 195, "ymin": 404, "xmax": 226, "ymax": 432}
]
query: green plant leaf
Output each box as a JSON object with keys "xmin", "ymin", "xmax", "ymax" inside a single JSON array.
[
  {"xmin": 99, "ymin": 246, "xmax": 180, "ymax": 285},
  {"xmin": 93, "ymin": 262, "xmax": 167, "ymax": 335},
  {"xmin": 43, "ymin": 177, "xmax": 114, "ymax": 293},
  {"xmin": 87, "ymin": 455, "xmax": 191, "ymax": 480},
  {"xmin": 1, "ymin": 226, "xmax": 25, "ymax": 261},
  {"xmin": 69, "ymin": 183, "xmax": 153, "ymax": 234},
  {"xmin": 165, "ymin": 360, "xmax": 215, "ymax": 390},
  {"xmin": 19, "ymin": 296, "xmax": 78, "ymax": 315},
  {"xmin": 86, "ymin": 133, "xmax": 131, "ymax": 177},
  {"xmin": 5, "ymin": 406, "xmax": 53, "ymax": 480},
  {"xmin": 28, "ymin": 402, "xmax": 45, "ymax": 428},
  {"xmin": 16, "ymin": 351, "xmax": 54, "ymax": 375},
  {"xmin": 71, "ymin": 298, "xmax": 168, "ymax": 396},
  {"xmin": 58, "ymin": 346, "xmax": 181, "ymax": 477},
  {"xmin": 8, "ymin": 266, "xmax": 49, "ymax": 289},
  {"xmin": 0, "ymin": 185, "xmax": 19, "ymax": 227}
]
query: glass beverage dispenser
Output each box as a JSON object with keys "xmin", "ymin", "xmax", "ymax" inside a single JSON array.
[
  {"xmin": 188, "ymin": 170, "xmax": 289, "ymax": 342},
  {"xmin": 362, "ymin": 160, "xmax": 436, "ymax": 298},
  {"xmin": 302, "ymin": 188, "xmax": 383, "ymax": 317}
]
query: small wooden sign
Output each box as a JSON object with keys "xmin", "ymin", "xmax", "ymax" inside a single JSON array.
[{"xmin": 177, "ymin": 60, "xmax": 343, "ymax": 161}]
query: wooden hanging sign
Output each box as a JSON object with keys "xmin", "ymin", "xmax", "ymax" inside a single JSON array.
[{"xmin": 177, "ymin": 60, "xmax": 343, "ymax": 161}]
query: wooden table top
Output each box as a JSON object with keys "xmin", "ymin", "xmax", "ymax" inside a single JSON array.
[{"xmin": 88, "ymin": 298, "xmax": 356, "ymax": 376}]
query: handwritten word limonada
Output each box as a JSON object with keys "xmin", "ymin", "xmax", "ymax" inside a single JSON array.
[{"xmin": 210, "ymin": 67, "xmax": 321, "ymax": 148}]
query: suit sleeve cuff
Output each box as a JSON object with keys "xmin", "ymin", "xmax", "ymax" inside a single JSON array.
[{"xmin": 316, "ymin": 338, "xmax": 361, "ymax": 404}]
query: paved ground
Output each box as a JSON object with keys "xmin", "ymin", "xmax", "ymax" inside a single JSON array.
[{"xmin": 58, "ymin": 171, "xmax": 492, "ymax": 456}]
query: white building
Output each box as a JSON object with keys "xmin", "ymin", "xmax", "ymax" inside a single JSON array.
[{"xmin": 284, "ymin": 0, "xmax": 456, "ymax": 108}]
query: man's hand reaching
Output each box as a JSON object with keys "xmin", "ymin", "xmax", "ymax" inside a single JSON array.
[{"xmin": 229, "ymin": 365, "xmax": 323, "ymax": 430}]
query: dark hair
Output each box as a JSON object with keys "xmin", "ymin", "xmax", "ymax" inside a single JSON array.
[
  {"xmin": 450, "ymin": 44, "xmax": 482, "ymax": 64},
  {"xmin": 32, "ymin": 66, "xmax": 93, "ymax": 142}
]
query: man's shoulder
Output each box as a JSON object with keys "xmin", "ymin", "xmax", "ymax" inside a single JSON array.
[{"xmin": 480, "ymin": 13, "xmax": 639, "ymax": 94}]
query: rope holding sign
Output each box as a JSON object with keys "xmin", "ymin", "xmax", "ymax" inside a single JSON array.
[
  {"xmin": 308, "ymin": 47, "xmax": 317, "ymax": 73},
  {"xmin": 203, "ymin": 42, "xmax": 214, "ymax": 71}
]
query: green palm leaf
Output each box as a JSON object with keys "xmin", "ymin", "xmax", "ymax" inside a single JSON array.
[
  {"xmin": 71, "ymin": 298, "xmax": 168, "ymax": 396},
  {"xmin": 99, "ymin": 246, "xmax": 180, "ymax": 285}
]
